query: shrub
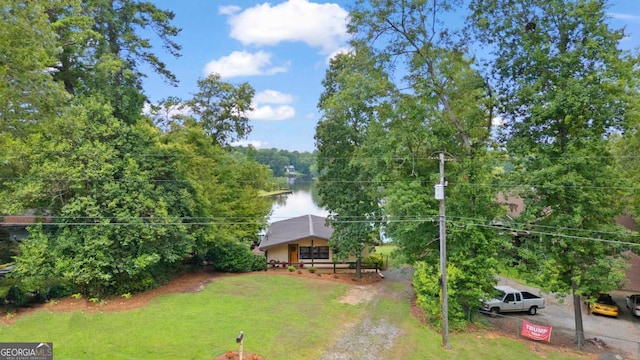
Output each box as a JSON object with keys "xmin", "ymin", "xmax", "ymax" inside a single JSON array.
[
  {"xmin": 288, "ymin": 266, "xmax": 295, "ymax": 272},
  {"xmin": 251, "ymin": 254, "xmax": 267, "ymax": 271},
  {"xmin": 362, "ymin": 254, "xmax": 384, "ymax": 269},
  {"xmin": 308, "ymin": 266, "xmax": 317, "ymax": 274},
  {"xmin": 205, "ymin": 240, "xmax": 255, "ymax": 273},
  {"xmin": 5, "ymin": 286, "xmax": 28, "ymax": 306}
]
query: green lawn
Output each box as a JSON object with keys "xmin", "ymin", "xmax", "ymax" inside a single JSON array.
[{"xmin": 0, "ymin": 273, "xmax": 589, "ymax": 359}]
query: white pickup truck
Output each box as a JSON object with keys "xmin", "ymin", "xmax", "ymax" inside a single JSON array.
[{"xmin": 482, "ymin": 285, "xmax": 546, "ymax": 316}]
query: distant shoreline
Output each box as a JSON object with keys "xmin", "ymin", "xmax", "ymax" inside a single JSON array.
[{"xmin": 260, "ymin": 189, "xmax": 293, "ymax": 197}]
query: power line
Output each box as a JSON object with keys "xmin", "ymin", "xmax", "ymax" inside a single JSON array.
[
  {"xmin": 1, "ymin": 177, "xmax": 638, "ymax": 191},
  {"xmin": 455, "ymin": 220, "xmax": 640, "ymax": 248},
  {"xmin": 2, "ymin": 215, "xmax": 638, "ymax": 247},
  {"xmin": 447, "ymin": 216, "xmax": 640, "ymax": 238},
  {"xmin": 2, "ymin": 151, "xmax": 638, "ymax": 161}
]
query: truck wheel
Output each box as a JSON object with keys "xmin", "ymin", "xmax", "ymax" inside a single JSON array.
[
  {"xmin": 490, "ymin": 307, "xmax": 499, "ymax": 317},
  {"xmin": 528, "ymin": 306, "xmax": 537, "ymax": 315}
]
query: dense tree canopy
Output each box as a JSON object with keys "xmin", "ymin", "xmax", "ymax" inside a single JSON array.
[
  {"xmin": 234, "ymin": 147, "xmax": 316, "ymax": 177},
  {"xmin": 470, "ymin": 0, "xmax": 637, "ymax": 345},
  {"xmin": 316, "ymin": 0, "xmax": 640, "ymax": 335},
  {"xmin": 316, "ymin": 51, "xmax": 390, "ymax": 278},
  {"xmin": 0, "ymin": 1, "xmax": 272, "ymax": 299},
  {"xmin": 315, "ymin": 0, "xmax": 509, "ymax": 327}
]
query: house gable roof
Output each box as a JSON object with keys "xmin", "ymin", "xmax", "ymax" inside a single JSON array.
[{"xmin": 259, "ymin": 214, "xmax": 332, "ymax": 250}]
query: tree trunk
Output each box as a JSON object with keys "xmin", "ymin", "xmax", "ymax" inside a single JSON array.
[
  {"xmin": 355, "ymin": 256, "xmax": 362, "ymax": 279},
  {"xmin": 571, "ymin": 280, "xmax": 585, "ymax": 349}
]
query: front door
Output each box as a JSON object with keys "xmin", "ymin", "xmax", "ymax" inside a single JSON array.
[{"xmin": 289, "ymin": 244, "xmax": 298, "ymax": 264}]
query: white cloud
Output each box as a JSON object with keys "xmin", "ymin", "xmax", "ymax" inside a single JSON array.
[
  {"xmin": 203, "ymin": 51, "xmax": 289, "ymax": 78},
  {"xmin": 254, "ymin": 90, "xmax": 294, "ymax": 104},
  {"xmin": 250, "ymin": 105, "xmax": 296, "ymax": 121},
  {"xmin": 218, "ymin": 5, "xmax": 241, "ymax": 15},
  {"xmin": 224, "ymin": 0, "xmax": 350, "ymax": 54},
  {"xmin": 249, "ymin": 89, "xmax": 296, "ymax": 121},
  {"xmin": 232, "ymin": 139, "xmax": 268, "ymax": 148}
]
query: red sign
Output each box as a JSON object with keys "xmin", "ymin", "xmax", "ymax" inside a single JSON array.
[{"xmin": 521, "ymin": 320, "xmax": 552, "ymax": 342}]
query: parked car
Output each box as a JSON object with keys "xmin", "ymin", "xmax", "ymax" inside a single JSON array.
[
  {"xmin": 482, "ymin": 285, "xmax": 546, "ymax": 316},
  {"xmin": 590, "ymin": 293, "xmax": 619, "ymax": 317},
  {"xmin": 626, "ymin": 294, "xmax": 640, "ymax": 317}
]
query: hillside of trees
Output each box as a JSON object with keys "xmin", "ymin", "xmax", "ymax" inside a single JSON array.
[{"xmin": 234, "ymin": 147, "xmax": 317, "ymax": 178}]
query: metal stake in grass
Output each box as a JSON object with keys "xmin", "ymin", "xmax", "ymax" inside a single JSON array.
[{"xmin": 236, "ymin": 331, "xmax": 244, "ymax": 360}]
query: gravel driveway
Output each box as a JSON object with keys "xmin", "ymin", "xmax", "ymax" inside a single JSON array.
[
  {"xmin": 318, "ymin": 267, "xmax": 413, "ymax": 360},
  {"xmin": 496, "ymin": 278, "xmax": 640, "ymax": 359},
  {"xmin": 318, "ymin": 271, "xmax": 640, "ymax": 359}
]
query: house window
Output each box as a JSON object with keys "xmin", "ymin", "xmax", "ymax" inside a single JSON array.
[{"xmin": 299, "ymin": 246, "xmax": 330, "ymax": 259}]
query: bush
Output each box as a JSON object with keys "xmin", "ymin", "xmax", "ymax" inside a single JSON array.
[
  {"xmin": 251, "ymin": 254, "xmax": 267, "ymax": 271},
  {"xmin": 363, "ymin": 254, "xmax": 384, "ymax": 269},
  {"xmin": 288, "ymin": 266, "xmax": 295, "ymax": 272},
  {"xmin": 205, "ymin": 241, "xmax": 256, "ymax": 273},
  {"xmin": 308, "ymin": 266, "xmax": 317, "ymax": 274},
  {"xmin": 5, "ymin": 285, "xmax": 29, "ymax": 307}
]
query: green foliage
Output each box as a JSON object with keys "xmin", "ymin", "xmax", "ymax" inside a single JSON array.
[
  {"xmin": 469, "ymin": 0, "xmax": 639, "ymax": 344},
  {"xmin": 0, "ymin": 0, "xmax": 68, "ymax": 135},
  {"xmin": 235, "ymin": 146, "xmax": 316, "ymax": 177},
  {"xmin": 316, "ymin": 52, "xmax": 389, "ymax": 278},
  {"xmin": 331, "ymin": 0, "xmax": 506, "ymax": 328},
  {"xmin": 413, "ymin": 260, "xmax": 488, "ymax": 332},
  {"xmin": 12, "ymin": 227, "xmax": 59, "ymax": 298},
  {"xmin": 308, "ymin": 267, "xmax": 317, "ymax": 274},
  {"xmin": 362, "ymin": 254, "xmax": 384, "ymax": 269},
  {"xmin": 50, "ymin": 0, "xmax": 181, "ymax": 97},
  {"xmin": 205, "ymin": 241, "xmax": 256, "ymax": 273},
  {"xmin": 251, "ymin": 255, "xmax": 267, "ymax": 272},
  {"xmin": 185, "ymin": 73, "xmax": 255, "ymax": 146},
  {"xmin": 611, "ymin": 128, "xmax": 640, "ymax": 223},
  {"xmin": 288, "ymin": 266, "xmax": 296, "ymax": 272},
  {"xmin": 471, "ymin": 0, "xmax": 633, "ymax": 289}
]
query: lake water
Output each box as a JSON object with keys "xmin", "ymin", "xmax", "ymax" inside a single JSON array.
[{"xmin": 269, "ymin": 178, "xmax": 328, "ymax": 222}]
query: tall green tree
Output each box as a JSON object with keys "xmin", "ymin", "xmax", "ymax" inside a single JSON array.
[
  {"xmin": 316, "ymin": 52, "xmax": 388, "ymax": 278},
  {"xmin": 159, "ymin": 120, "xmax": 273, "ymax": 255},
  {"xmin": 0, "ymin": 0, "xmax": 68, "ymax": 136},
  {"xmin": 11, "ymin": 98, "xmax": 197, "ymax": 297},
  {"xmin": 340, "ymin": 0, "xmax": 507, "ymax": 329},
  {"xmin": 470, "ymin": 0, "xmax": 636, "ymax": 346},
  {"xmin": 3, "ymin": 0, "xmax": 194, "ymax": 297},
  {"xmin": 187, "ymin": 74, "xmax": 255, "ymax": 146},
  {"xmin": 48, "ymin": 0, "xmax": 181, "ymax": 121},
  {"xmin": 152, "ymin": 74, "xmax": 255, "ymax": 147}
]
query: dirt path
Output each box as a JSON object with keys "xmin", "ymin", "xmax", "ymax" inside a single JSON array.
[{"xmin": 318, "ymin": 267, "xmax": 414, "ymax": 360}]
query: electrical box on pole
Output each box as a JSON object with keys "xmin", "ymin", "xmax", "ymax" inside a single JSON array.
[{"xmin": 434, "ymin": 184, "xmax": 444, "ymax": 200}]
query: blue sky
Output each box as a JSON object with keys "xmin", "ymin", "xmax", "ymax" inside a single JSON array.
[{"xmin": 143, "ymin": 0, "xmax": 640, "ymax": 153}]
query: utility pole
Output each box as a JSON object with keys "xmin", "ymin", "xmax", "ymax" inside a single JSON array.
[{"xmin": 434, "ymin": 152, "xmax": 451, "ymax": 349}]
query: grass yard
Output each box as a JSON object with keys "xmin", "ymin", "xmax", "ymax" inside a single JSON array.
[{"xmin": 0, "ymin": 272, "xmax": 592, "ymax": 359}]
